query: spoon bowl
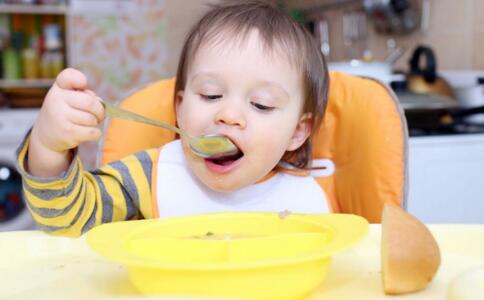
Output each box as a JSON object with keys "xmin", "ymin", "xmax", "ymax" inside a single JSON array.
[
  {"xmin": 188, "ymin": 133, "xmax": 239, "ymax": 158},
  {"xmin": 101, "ymin": 100, "xmax": 239, "ymax": 159}
]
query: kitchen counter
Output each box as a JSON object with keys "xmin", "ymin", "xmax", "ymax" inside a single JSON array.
[{"xmin": 1, "ymin": 224, "xmax": 483, "ymax": 299}]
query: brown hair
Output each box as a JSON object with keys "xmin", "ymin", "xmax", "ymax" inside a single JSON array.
[{"xmin": 174, "ymin": 0, "xmax": 329, "ymax": 168}]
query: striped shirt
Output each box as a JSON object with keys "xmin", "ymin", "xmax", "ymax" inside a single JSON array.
[{"xmin": 16, "ymin": 135, "xmax": 159, "ymax": 237}]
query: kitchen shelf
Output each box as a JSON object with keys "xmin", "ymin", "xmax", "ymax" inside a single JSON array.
[
  {"xmin": 0, "ymin": 79, "xmax": 53, "ymax": 89},
  {"xmin": 0, "ymin": 3, "xmax": 68, "ymax": 94},
  {"xmin": 0, "ymin": 3, "xmax": 68, "ymax": 15}
]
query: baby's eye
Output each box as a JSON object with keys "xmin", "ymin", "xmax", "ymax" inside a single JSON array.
[
  {"xmin": 200, "ymin": 94, "xmax": 222, "ymax": 101},
  {"xmin": 251, "ymin": 102, "xmax": 275, "ymax": 112}
]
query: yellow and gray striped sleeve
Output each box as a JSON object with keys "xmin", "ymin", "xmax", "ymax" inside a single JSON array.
[{"xmin": 16, "ymin": 135, "xmax": 159, "ymax": 237}]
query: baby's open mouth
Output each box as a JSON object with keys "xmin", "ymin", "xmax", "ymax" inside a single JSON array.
[{"xmin": 206, "ymin": 149, "xmax": 244, "ymax": 166}]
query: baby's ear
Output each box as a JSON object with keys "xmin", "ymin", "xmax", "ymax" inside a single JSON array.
[{"xmin": 286, "ymin": 113, "xmax": 312, "ymax": 151}]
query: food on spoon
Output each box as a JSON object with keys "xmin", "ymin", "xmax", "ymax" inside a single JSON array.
[
  {"xmin": 381, "ymin": 203, "xmax": 441, "ymax": 295},
  {"xmin": 448, "ymin": 267, "xmax": 484, "ymax": 300}
]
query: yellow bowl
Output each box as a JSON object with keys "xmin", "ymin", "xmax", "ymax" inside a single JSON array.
[{"xmin": 87, "ymin": 212, "xmax": 368, "ymax": 300}]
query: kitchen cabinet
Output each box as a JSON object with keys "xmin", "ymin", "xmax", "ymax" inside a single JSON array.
[
  {"xmin": 407, "ymin": 134, "xmax": 484, "ymax": 224},
  {"xmin": 0, "ymin": 2, "xmax": 69, "ymax": 107}
]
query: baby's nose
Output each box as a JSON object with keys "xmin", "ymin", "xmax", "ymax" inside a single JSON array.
[{"xmin": 214, "ymin": 103, "xmax": 246, "ymax": 128}]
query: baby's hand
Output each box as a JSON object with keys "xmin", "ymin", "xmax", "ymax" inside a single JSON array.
[{"xmin": 32, "ymin": 68, "xmax": 105, "ymax": 153}]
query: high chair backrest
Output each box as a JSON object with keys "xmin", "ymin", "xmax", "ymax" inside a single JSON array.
[{"xmin": 99, "ymin": 71, "xmax": 408, "ymax": 223}]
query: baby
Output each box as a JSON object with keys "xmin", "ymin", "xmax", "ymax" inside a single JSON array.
[{"xmin": 17, "ymin": 0, "xmax": 330, "ymax": 236}]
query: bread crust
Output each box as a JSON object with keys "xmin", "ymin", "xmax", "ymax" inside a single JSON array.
[{"xmin": 382, "ymin": 204, "xmax": 441, "ymax": 295}]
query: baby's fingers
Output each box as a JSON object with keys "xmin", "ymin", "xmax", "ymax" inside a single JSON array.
[
  {"xmin": 69, "ymin": 110, "xmax": 99, "ymax": 127},
  {"xmin": 65, "ymin": 91, "xmax": 105, "ymax": 122},
  {"xmin": 70, "ymin": 124, "xmax": 103, "ymax": 144},
  {"xmin": 55, "ymin": 68, "xmax": 88, "ymax": 91}
]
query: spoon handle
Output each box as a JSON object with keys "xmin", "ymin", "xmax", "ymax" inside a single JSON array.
[{"xmin": 101, "ymin": 100, "xmax": 186, "ymax": 137}]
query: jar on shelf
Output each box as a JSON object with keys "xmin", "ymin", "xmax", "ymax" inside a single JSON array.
[
  {"xmin": 40, "ymin": 23, "xmax": 64, "ymax": 79},
  {"xmin": 22, "ymin": 36, "xmax": 40, "ymax": 79}
]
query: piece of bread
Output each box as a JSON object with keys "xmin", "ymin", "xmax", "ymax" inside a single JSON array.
[{"xmin": 381, "ymin": 204, "xmax": 441, "ymax": 295}]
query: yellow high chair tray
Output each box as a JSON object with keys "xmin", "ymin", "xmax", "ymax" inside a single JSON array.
[{"xmin": 87, "ymin": 212, "xmax": 368, "ymax": 300}]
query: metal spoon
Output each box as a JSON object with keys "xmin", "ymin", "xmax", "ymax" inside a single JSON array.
[{"xmin": 101, "ymin": 100, "xmax": 239, "ymax": 158}]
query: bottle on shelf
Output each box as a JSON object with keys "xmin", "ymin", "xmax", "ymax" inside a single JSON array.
[
  {"xmin": 2, "ymin": 31, "xmax": 23, "ymax": 80},
  {"xmin": 19, "ymin": 14, "xmax": 40, "ymax": 79},
  {"xmin": 40, "ymin": 23, "xmax": 63, "ymax": 79},
  {"xmin": 21, "ymin": 36, "xmax": 39, "ymax": 79}
]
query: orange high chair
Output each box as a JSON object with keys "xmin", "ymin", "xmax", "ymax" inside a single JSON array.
[{"xmin": 99, "ymin": 72, "xmax": 408, "ymax": 223}]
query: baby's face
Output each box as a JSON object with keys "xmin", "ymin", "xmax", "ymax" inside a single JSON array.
[{"xmin": 176, "ymin": 30, "xmax": 310, "ymax": 192}]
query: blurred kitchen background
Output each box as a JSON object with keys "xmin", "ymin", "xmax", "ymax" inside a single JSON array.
[{"xmin": 1, "ymin": 0, "xmax": 484, "ymax": 231}]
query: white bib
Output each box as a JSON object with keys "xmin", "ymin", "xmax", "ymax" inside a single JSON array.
[{"xmin": 156, "ymin": 140, "xmax": 330, "ymax": 219}]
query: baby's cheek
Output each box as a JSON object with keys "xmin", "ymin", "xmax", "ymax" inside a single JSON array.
[
  {"xmin": 254, "ymin": 138, "xmax": 287, "ymax": 161},
  {"xmin": 258, "ymin": 130, "xmax": 290, "ymax": 147}
]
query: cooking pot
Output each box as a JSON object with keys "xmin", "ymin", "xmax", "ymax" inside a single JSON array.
[
  {"xmin": 453, "ymin": 77, "xmax": 484, "ymax": 124},
  {"xmin": 407, "ymin": 45, "xmax": 455, "ymax": 98},
  {"xmin": 405, "ymin": 104, "xmax": 484, "ymax": 136}
]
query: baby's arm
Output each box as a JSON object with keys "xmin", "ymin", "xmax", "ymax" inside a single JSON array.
[
  {"xmin": 17, "ymin": 68, "xmax": 157, "ymax": 236},
  {"xmin": 17, "ymin": 141, "xmax": 159, "ymax": 236},
  {"xmin": 28, "ymin": 68, "xmax": 104, "ymax": 177}
]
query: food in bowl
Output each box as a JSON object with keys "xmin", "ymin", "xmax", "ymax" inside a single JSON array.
[{"xmin": 191, "ymin": 232, "xmax": 260, "ymax": 240}]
